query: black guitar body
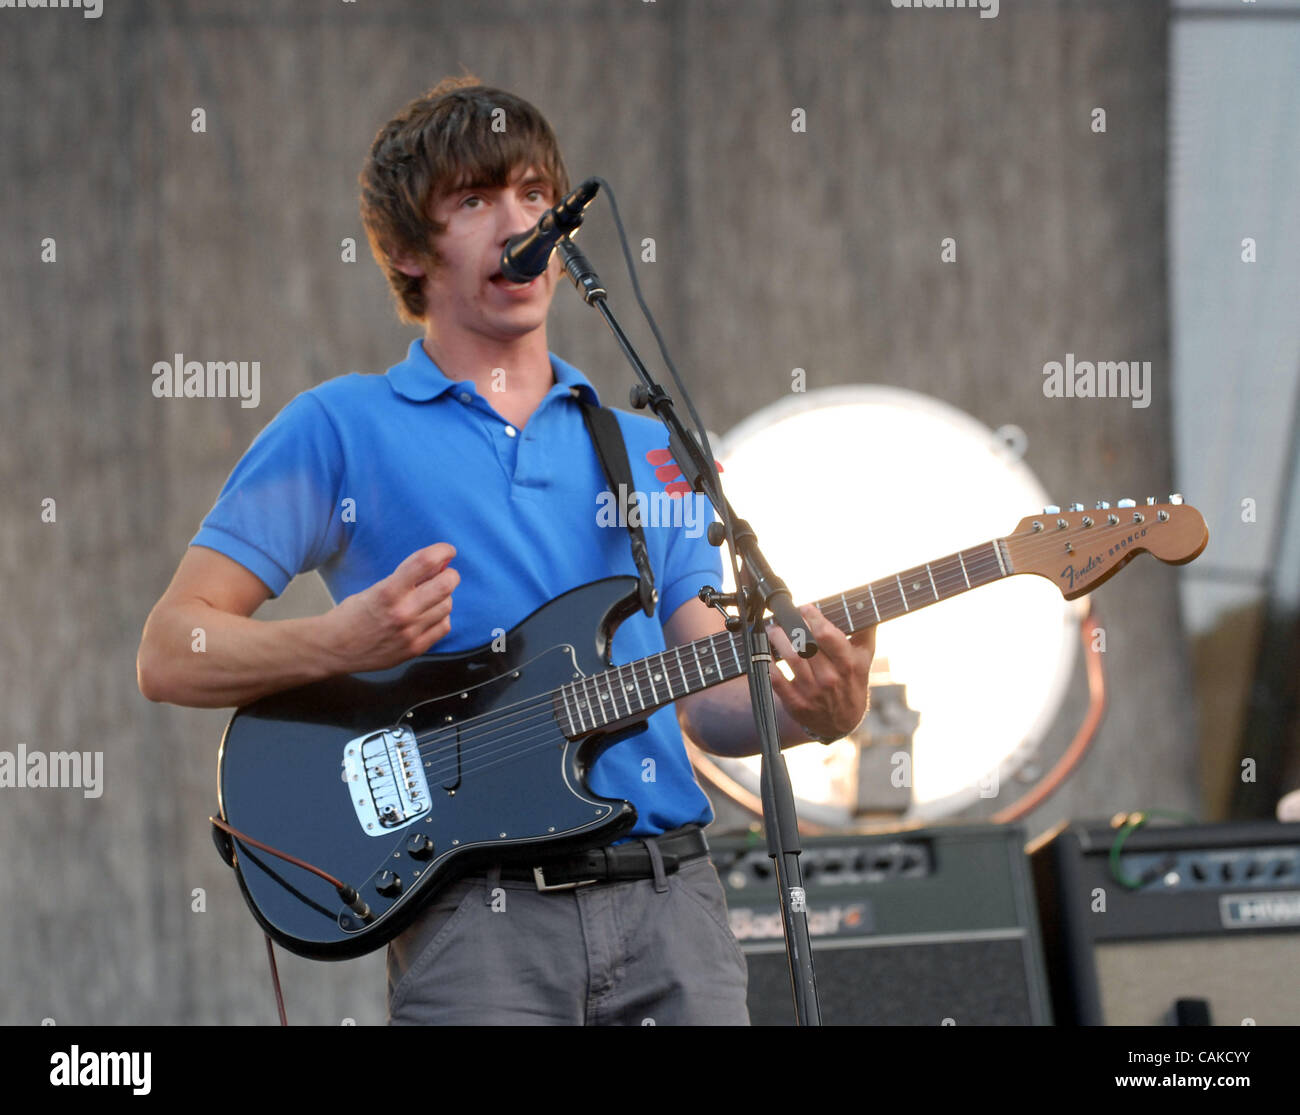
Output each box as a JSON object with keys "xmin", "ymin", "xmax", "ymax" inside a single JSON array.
[{"xmin": 216, "ymin": 577, "xmax": 644, "ymax": 959}]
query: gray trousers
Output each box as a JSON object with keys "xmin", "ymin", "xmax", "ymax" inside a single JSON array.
[{"xmin": 386, "ymin": 854, "xmax": 751, "ymax": 1025}]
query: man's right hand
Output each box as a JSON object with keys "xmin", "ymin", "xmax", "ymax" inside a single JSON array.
[
  {"xmin": 138, "ymin": 543, "xmax": 460, "ymax": 710},
  {"xmin": 324, "ymin": 543, "xmax": 459, "ymax": 673}
]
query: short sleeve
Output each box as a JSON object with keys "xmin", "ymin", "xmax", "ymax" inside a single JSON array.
[
  {"xmin": 190, "ymin": 392, "xmax": 347, "ymax": 597},
  {"xmin": 657, "ymin": 492, "xmax": 724, "ymax": 622}
]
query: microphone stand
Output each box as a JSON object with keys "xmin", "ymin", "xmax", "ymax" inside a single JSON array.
[{"xmin": 557, "ymin": 235, "xmax": 824, "ymax": 1025}]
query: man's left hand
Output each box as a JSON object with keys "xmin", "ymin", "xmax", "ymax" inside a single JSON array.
[{"xmin": 766, "ymin": 605, "xmax": 876, "ymax": 742}]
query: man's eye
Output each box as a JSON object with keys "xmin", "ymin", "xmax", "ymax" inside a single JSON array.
[{"xmin": 461, "ymin": 195, "xmax": 483, "ymax": 209}]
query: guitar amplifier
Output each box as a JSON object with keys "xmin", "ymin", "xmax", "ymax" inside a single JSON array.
[
  {"xmin": 710, "ymin": 824, "xmax": 1053, "ymax": 1025},
  {"xmin": 1028, "ymin": 819, "xmax": 1300, "ymax": 1025}
]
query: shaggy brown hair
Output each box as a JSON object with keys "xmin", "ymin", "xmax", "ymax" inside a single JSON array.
[{"xmin": 358, "ymin": 76, "xmax": 572, "ymax": 323}]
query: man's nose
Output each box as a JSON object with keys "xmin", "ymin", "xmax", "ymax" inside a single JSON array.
[{"xmin": 498, "ymin": 192, "xmax": 539, "ymax": 241}]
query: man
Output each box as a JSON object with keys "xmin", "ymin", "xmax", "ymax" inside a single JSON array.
[{"xmin": 137, "ymin": 77, "xmax": 875, "ymax": 1025}]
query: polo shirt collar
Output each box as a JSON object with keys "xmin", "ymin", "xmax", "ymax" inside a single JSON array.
[{"xmin": 386, "ymin": 337, "xmax": 601, "ymax": 407}]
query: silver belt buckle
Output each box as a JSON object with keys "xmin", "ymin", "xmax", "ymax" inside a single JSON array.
[{"xmin": 532, "ymin": 865, "xmax": 600, "ymax": 892}]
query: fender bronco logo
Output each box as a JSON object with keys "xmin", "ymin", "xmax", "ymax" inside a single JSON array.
[{"xmin": 1108, "ymin": 525, "xmax": 1149, "ymax": 557}]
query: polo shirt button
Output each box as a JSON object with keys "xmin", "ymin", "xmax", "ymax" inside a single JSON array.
[
  {"xmin": 458, "ymin": 392, "xmax": 471, "ymax": 403},
  {"xmin": 504, "ymin": 425, "xmax": 517, "ymax": 438}
]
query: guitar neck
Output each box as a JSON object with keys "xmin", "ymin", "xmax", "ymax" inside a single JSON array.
[
  {"xmin": 806, "ymin": 537, "xmax": 1012, "ymax": 639},
  {"xmin": 556, "ymin": 538, "xmax": 1012, "ymax": 737}
]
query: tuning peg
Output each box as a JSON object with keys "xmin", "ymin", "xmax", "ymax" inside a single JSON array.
[
  {"xmin": 1168, "ymin": 493, "xmax": 1184, "ymax": 505},
  {"xmin": 1068, "ymin": 502, "xmax": 1085, "ymax": 512},
  {"xmin": 1146, "ymin": 497, "xmax": 1157, "ymax": 506},
  {"xmin": 1117, "ymin": 498, "xmax": 1136, "ymax": 508},
  {"xmin": 1094, "ymin": 500, "xmax": 1111, "ymax": 510},
  {"xmin": 1043, "ymin": 505, "xmax": 1060, "ymax": 515}
]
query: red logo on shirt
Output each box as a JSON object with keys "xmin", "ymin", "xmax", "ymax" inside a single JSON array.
[{"xmin": 645, "ymin": 448, "xmax": 724, "ymax": 497}]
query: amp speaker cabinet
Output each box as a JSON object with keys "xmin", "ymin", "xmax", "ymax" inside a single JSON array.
[
  {"xmin": 710, "ymin": 824, "xmax": 1052, "ymax": 1025},
  {"xmin": 1029, "ymin": 819, "xmax": 1300, "ymax": 1025}
]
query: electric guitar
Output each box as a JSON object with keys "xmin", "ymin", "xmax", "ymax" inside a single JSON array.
[{"xmin": 215, "ymin": 498, "xmax": 1207, "ymax": 959}]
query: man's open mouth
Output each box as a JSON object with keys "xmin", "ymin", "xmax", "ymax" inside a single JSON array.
[{"xmin": 489, "ymin": 272, "xmax": 537, "ymax": 289}]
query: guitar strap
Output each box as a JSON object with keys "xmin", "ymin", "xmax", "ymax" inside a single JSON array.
[{"xmin": 576, "ymin": 394, "xmax": 658, "ymax": 618}]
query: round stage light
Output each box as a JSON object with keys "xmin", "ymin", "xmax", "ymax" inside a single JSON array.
[{"xmin": 689, "ymin": 386, "xmax": 1088, "ymax": 824}]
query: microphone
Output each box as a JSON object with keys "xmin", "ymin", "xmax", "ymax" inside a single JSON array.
[{"xmin": 499, "ymin": 178, "xmax": 600, "ymax": 283}]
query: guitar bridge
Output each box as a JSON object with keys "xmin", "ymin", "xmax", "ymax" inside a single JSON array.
[{"xmin": 341, "ymin": 725, "xmax": 431, "ymax": 835}]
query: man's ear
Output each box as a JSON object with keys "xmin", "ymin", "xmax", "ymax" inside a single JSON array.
[{"xmin": 390, "ymin": 251, "xmax": 426, "ymax": 279}]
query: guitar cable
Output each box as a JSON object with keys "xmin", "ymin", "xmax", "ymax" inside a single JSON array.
[
  {"xmin": 211, "ymin": 815, "xmax": 374, "ymax": 1027},
  {"xmin": 264, "ymin": 933, "xmax": 288, "ymax": 1026},
  {"xmin": 210, "ymin": 815, "xmax": 374, "ymax": 920}
]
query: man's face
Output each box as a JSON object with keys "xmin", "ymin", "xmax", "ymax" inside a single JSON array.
[{"xmin": 422, "ymin": 163, "xmax": 562, "ymax": 347}]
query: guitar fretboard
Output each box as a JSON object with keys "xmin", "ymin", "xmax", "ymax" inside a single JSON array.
[{"xmin": 554, "ymin": 538, "xmax": 1012, "ymax": 737}]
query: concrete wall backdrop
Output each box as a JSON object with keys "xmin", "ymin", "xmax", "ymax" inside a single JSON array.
[{"xmin": 0, "ymin": 0, "xmax": 1192, "ymax": 1024}]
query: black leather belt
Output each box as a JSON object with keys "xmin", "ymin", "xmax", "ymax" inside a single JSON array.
[{"xmin": 495, "ymin": 824, "xmax": 709, "ymax": 890}]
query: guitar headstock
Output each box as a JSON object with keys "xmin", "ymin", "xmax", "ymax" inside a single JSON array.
[{"xmin": 1003, "ymin": 496, "xmax": 1208, "ymax": 600}]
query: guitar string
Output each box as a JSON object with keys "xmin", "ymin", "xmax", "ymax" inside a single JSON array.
[
  {"xmin": 372, "ymin": 517, "xmax": 1182, "ymax": 790},
  {"xmin": 398, "ymin": 559, "xmax": 1003, "ymax": 790},
  {"xmin": 378, "ymin": 542, "xmax": 1043, "ymax": 789},
  {"xmin": 403, "ymin": 546, "xmax": 1006, "ymax": 756},
  {"xmin": 395, "ymin": 517, "xmax": 1164, "ymax": 786}
]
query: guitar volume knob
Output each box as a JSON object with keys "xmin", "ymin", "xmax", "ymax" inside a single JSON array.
[
  {"xmin": 406, "ymin": 833, "xmax": 434, "ymax": 860},
  {"xmin": 375, "ymin": 870, "xmax": 403, "ymax": 897}
]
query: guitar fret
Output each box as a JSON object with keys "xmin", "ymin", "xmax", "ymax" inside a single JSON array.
[
  {"xmin": 895, "ymin": 575, "xmax": 910, "ymax": 612},
  {"xmin": 598, "ymin": 670, "xmax": 618, "ymax": 722},
  {"xmin": 691, "ymin": 642, "xmax": 705, "ymax": 691},
  {"xmin": 901, "ymin": 567, "xmax": 930, "ymax": 609},
  {"xmin": 926, "ymin": 564, "xmax": 938, "ymax": 601},
  {"xmin": 674, "ymin": 646, "xmax": 688, "ymax": 696},
  {"xmin": 630, "ymin": 662, "xmax": 647, "ymax": 709},
  {"xmin": 612, "ymin": 665, "xmax": 631, "ymax": 718},
  {"xmin": 957, "ymin": 550, "xmax": 971, "ymax": 589},
  {"xmin": 730, "ymin": 633, "xmax": 742, "ymax": 676},
  {"xmin": 877, "ymin": 578, "xmax": 905, "ymax": 620},
  {"xmin": 841, "ymin": 591, "xmax": 854, "ymax": 633},
  {"xmin": 561, "ymin": 684, "xmax": 581, "ymax": 735},
  {"xmin": 994, "ymin": 539, "xmax": 1009, "ymax": 576},
  {"xmin": 866, "ymin": 584, "xmax": 881, "ymax": 622},
  {"xmin": 709, "ymin": 638, "xmax": 724, "ymax": 683},
  {"xmin": 582, "ymin": 674, "xmax": 604, "ymax": 726},
  {"xmin": 644, "ymin": 658, "xmax": 660, "ymax": 705},
  {"xmin": 657, "ymin": 652, "xmax": 673, "ymax": 699},
  {"xmin": 966, "ymin": 544, "xmax": 1002, "ymax": 589}
]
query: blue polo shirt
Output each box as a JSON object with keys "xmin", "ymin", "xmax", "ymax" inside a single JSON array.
[{"xmin": 192, "ymin": 338, "xmax": 722, "ymax": 837}]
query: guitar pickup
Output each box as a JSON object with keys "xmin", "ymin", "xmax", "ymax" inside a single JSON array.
[{"xmin": 342, "ymin": 725, "xmax": 432, "ymax": 836}]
